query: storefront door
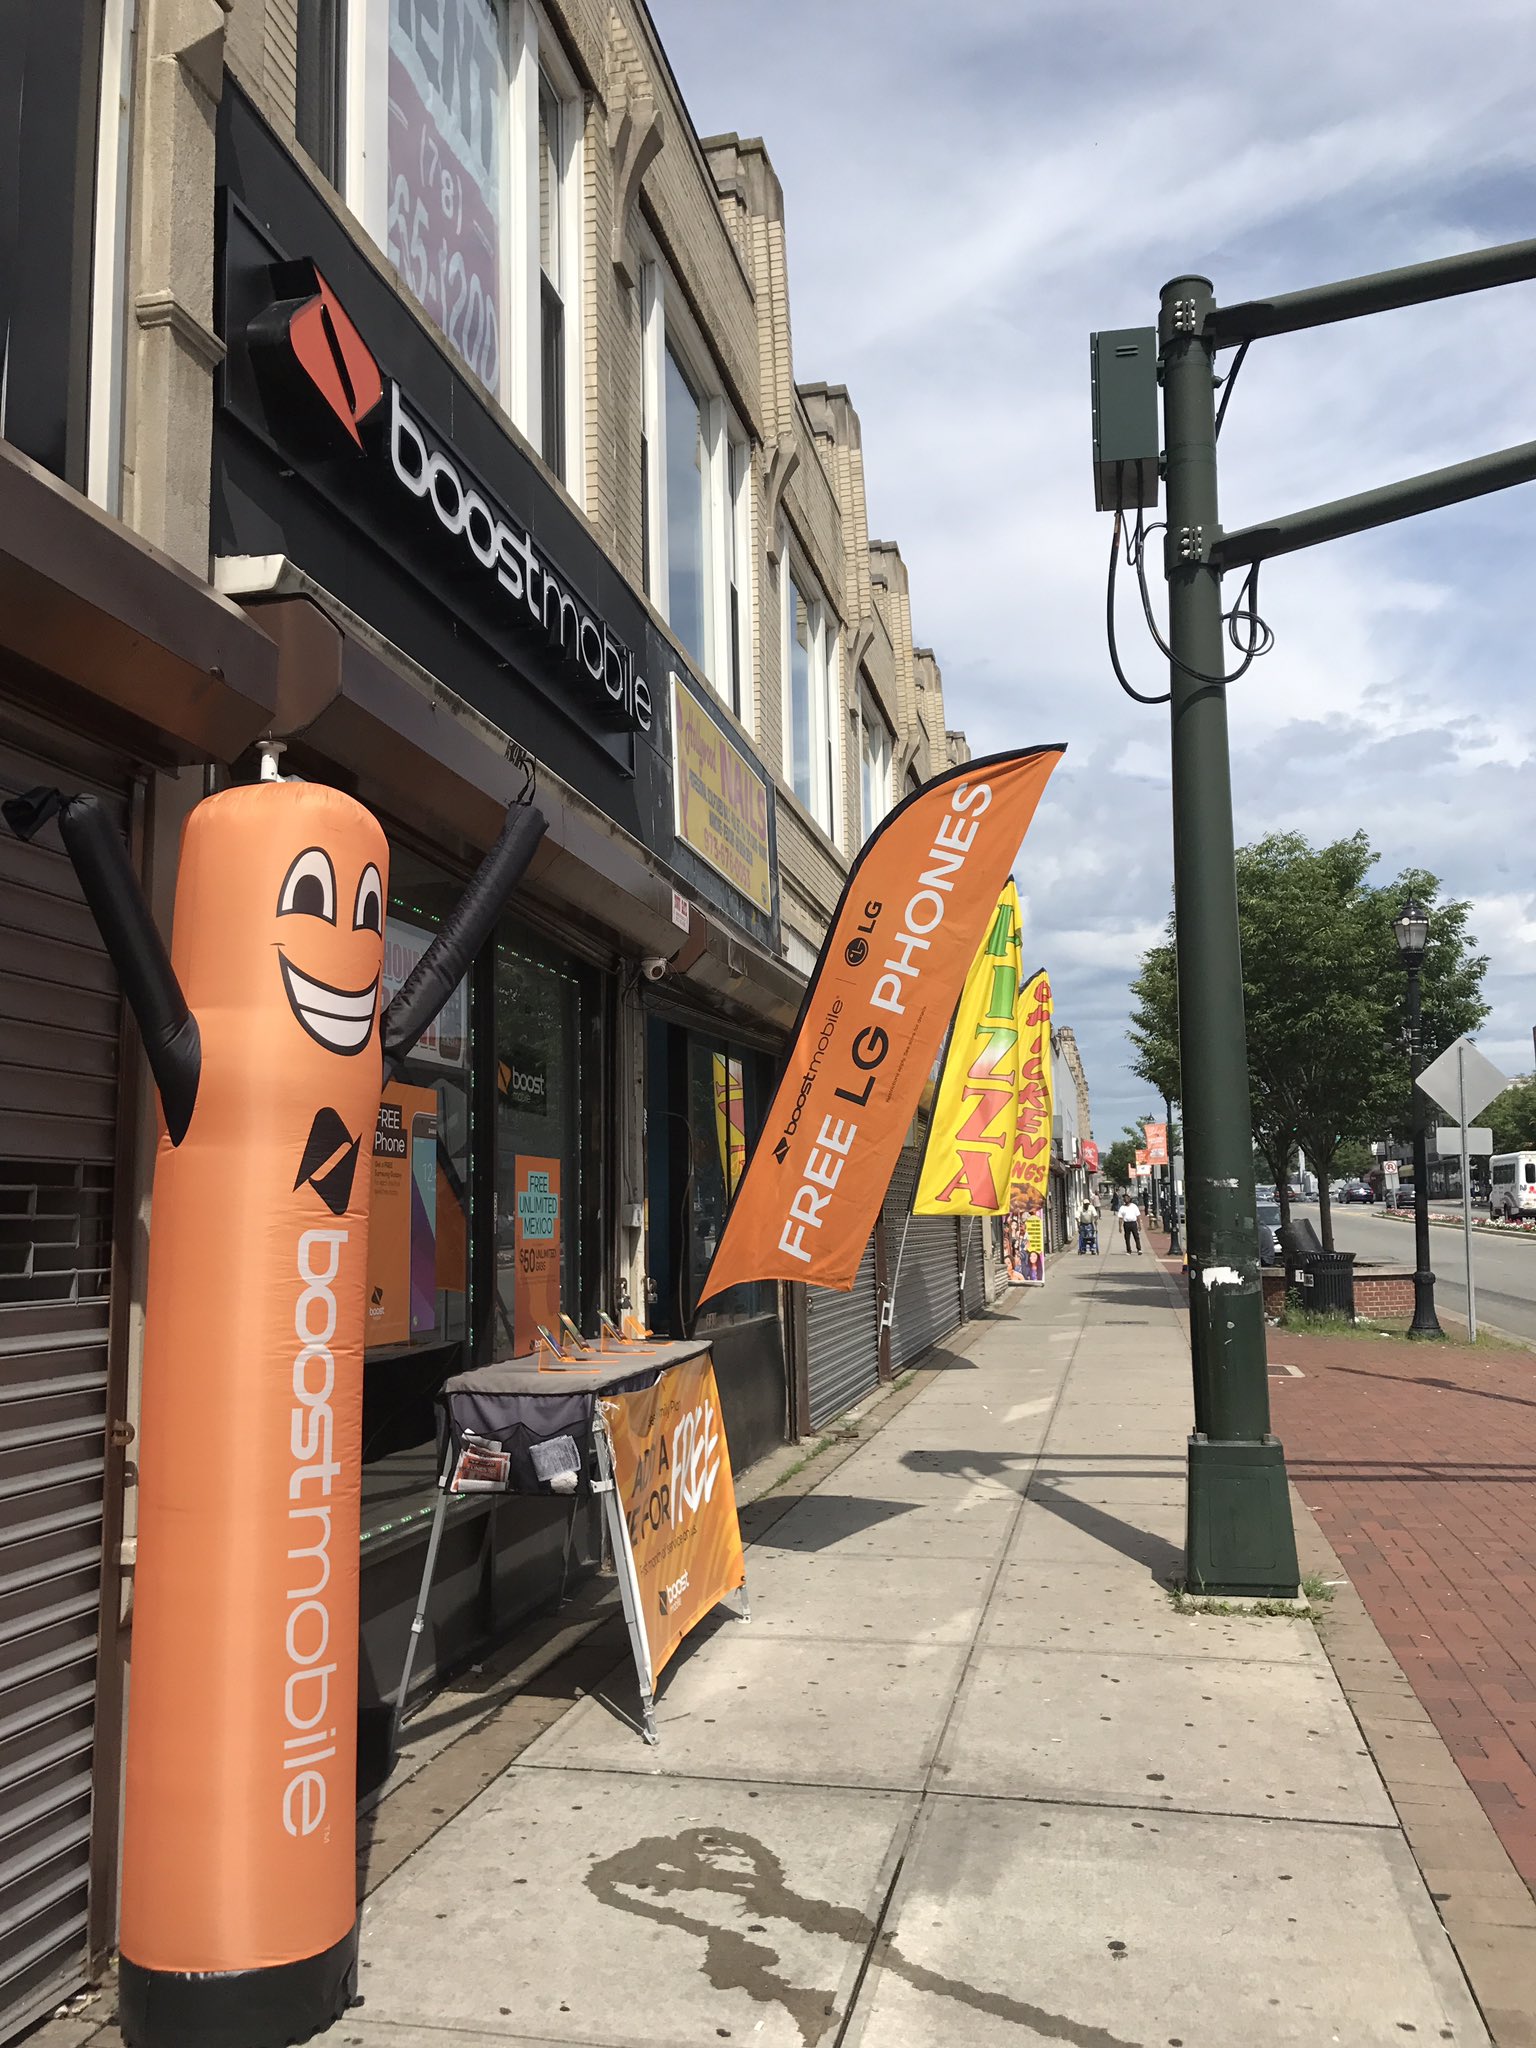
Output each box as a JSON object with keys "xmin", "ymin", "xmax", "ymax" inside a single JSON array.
[{"xmin": 492, "ymin": 923, "xmax": 604, "ymax": 1353}]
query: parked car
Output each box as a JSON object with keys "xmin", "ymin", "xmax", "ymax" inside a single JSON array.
[
  {"xmin": 1256, "ymin": 1199, "xmax": 1283, "ymax": 1266},
  {"xmin": 1339, "ymin": 1180, "xmax": 1374, "ymax": 1204}
]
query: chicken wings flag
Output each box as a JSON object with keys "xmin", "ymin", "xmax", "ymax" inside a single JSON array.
[{"xmin": 699, "ymin": 746, "xmax": 1064, "ymax": 1298}]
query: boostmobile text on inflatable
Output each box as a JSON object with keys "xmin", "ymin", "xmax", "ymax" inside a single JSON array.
[{"xmin": 283, "ymin": 1229, "xmax": 348, "ymax": 1838}]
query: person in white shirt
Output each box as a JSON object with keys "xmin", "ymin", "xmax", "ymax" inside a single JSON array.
[{"xmin": 1116, "ymin": 1197, "xmax": 1142, "ymax": 1253}]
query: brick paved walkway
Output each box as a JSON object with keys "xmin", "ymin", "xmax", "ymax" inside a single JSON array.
[{"xmin": 1270, "ymin": 1325, "xmax": 1536, "ymax": 1895}]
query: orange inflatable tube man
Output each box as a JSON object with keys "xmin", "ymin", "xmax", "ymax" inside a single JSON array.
[{"xmin": 4, "ymin": 771, "xmax": 544, "ymax": 2048}]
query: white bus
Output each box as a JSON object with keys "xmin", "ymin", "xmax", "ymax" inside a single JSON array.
[{"xmin": 1487, "ymin": 1152, "xmax": 1536, "ymax": 1222}]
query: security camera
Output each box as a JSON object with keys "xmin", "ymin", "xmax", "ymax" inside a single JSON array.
[{"xmin": 640, "ymin": 955, "xmax": 669, "ymax": 982}]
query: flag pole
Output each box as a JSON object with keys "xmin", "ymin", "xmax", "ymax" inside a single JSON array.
[{"xmin": 880, "ymin": 1209, "xmax": 916, "ymax": 1346}]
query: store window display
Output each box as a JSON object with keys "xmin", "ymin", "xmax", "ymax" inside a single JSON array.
[
  {"xmin": 493, "ymin": 920, "xmax": 603, "ymax": 1351},
  {"xmin": 360, "ymin": 847, "xmax": 473, "ymax": 1536}
]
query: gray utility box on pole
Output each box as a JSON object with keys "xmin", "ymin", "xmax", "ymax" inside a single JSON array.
[{"xmin": 1090, "ymin": 327, "xmax": 1160, "ymax": 512}]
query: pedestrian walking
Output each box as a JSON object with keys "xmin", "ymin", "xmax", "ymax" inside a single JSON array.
[
  {"xmin": 1076, "ymin": 1195, "xmax": 1099, "ymax": 1255},
  {"xmin": 1116, "ymin": 1196, "xmax": 1142, "ymax": 1253}
]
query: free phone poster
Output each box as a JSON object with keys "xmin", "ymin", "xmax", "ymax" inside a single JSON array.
[
  {"xmin": 368, "ymin": 1081, "xmax": 437, "ymax": 1345},
  {"xmin": 513, "ymin": 1156, "xmax": 562, "ymax": 1357}
]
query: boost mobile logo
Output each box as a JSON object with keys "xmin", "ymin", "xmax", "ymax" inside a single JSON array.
[{"xmin": 248, "ymin": 258, "xmax": 383, "ymax": 455}]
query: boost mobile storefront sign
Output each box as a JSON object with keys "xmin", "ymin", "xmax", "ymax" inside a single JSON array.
[{"xmin": 243, "ymin": 257, "xmax": 653, "ymax": 738}]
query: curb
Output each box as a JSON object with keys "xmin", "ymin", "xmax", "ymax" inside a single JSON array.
[
  {"xmin": 1117, "ymin": 1246, "xmax": 1536, "ymax": 2040},
  {"xmin": 1293, "ymin": 1498, "xmax": 1536, "ymax": 2045},
  {"xmin": 1375, "ymin": 1209, "xmax": 1536, "ymax": 1243}
]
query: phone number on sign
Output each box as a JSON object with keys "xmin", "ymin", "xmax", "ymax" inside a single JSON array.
[{"xmin": 388, "ymin": 118, "xmax": 500, "ymax": 395}]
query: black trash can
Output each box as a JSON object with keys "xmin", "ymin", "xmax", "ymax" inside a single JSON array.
[{"xmin": 1305, "ymin": 1249, "xmax": 1356, "ymax": 1318}]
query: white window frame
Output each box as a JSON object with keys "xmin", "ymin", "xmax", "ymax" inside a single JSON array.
[
  {"xmin": 342, "ymin": 0, "xmax": 582, "ymax": 493},
  {"xmin": 639, "ymin": 246, "xmax": 753, "ymax": 722},
  {"xmin": 857, "ymin": 678, "xmax": 894, "ymax": 843},
  {"xmin": 518, "ymin": 10, "xmax": 583, "ymax": 492},
  {"xmin": 781, "ymin": 545, "xmax": 839, "ymax": 841},
  {"xmin": 85, "ymin": 0, "xmax": 138, "ymax": 513}
]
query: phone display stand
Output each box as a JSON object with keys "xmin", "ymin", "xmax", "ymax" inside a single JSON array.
[
  {"xmin": 534, "ymin": 1324, "xmax": 602, "ymax": 1374},
  {"xmin": 598, "ymin": 1310, "xmax": 662, "ymax": 1355}
]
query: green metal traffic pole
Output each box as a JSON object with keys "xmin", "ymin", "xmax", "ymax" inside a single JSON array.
[{"xmin": 1160, "ymin": 276, "xmax": 1299, "ymax": 1597}]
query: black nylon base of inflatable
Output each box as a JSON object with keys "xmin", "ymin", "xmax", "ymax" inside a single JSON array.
[{"xmin": 118, "ymin": 1923, "xmax": 358, "ymax": 2047}]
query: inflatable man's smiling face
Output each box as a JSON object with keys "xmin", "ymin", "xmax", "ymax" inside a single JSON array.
[
  {"xmin": 172, "ymin": 780, "xmax": 390, "ymax": 1090},
  {"xmin": 275, "ymin": 839, "xmax": 384, "ymax": 1055}
]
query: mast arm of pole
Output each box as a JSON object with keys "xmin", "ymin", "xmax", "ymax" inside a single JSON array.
[
  {"xmin": 1210, "ymin": 438, "xmax": 1536, "ymax": 572},
  {"xmin": 1207, "ymin": 237, "xmax": 1536, "ymax": 348}
]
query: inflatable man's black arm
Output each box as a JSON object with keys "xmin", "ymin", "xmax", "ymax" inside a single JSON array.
[
  {"xmin": 3, "ymin": 789, "xmax": 201, "ymax": 1143},
  {"xmin": 381, "ymin": 801, "xmax": 547, "ymax": 1082}
]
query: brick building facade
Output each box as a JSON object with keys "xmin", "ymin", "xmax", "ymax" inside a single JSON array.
[{"xmin": 0, "ymin": 1, "xmax": 988, "ymax": 2029}]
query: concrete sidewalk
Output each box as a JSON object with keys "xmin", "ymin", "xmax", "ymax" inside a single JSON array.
[
  {"xmin": 337, "ymin": 1248, "xmax": 1486, "ymax": 2047},
  {"xmin": 36, "ymin": 1249, "xmax": 1502, "ymax": 2048}
]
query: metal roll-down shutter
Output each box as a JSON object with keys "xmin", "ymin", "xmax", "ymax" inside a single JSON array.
[
  {"xmin": 882, "ymin": 1152, "xmax": 966, "ymax": 1373},
  {"xmin": 0, "ymin": 715, "xmax": 129, "ymax": 2038},
  {"xmin": 805, "ymin": 1238, "xmax": 879, "ymax": 1430}
]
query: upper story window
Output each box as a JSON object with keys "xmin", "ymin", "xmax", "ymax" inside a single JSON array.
[
  {"xmin": 391, "ymin": 0, "xmax": 504, "ymax": 393},
  {"xmin": 857, "ymin": 679, "xmax": 893, "ymax": 842},
  {"xmin": 663, "ymin": 345, "xmax": 708, "ymax": 666},
  {"xmin": 783, "ymin": 556, "xmax": 838, "ymax": 840},
  {"xmin": 536, "ymin": 66, "xmax": 571, "ymax": 478},
  {"xmin": 315, "ymin": 0, "xmax": 582, "ymax": 488},
  {"xmin": 640, "ymin": 257, "xmax": 752, "ymax": 722}
]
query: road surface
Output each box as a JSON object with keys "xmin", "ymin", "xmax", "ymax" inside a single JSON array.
[{"xmin": 1318, "ymin": 1201, "xmax": 1536, "ymax": 1346}]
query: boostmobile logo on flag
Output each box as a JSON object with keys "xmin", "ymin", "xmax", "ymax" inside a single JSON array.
[{"xmin": 699, "ymin": 747, "xmax": 1064, "ymax": 1298}]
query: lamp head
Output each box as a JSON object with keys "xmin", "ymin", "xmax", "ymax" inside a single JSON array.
[{"xmin": 1393, "ymin": 896, "xmax": 1430, "ymax": 966}]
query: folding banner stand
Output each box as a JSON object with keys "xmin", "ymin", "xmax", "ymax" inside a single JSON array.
[
  {"xmin": 591, "ymin": 1419, "xmax": 657, "ymax": 1743},
  {"xmin": 390, "ymin": 1443, "xmax": 587, "ymax": 1756},
  {"xmin": 390, "ymin": 1341, "xmax": 748, "ymax": 1753}
]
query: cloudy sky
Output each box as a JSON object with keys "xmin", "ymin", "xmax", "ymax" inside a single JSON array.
[{"xmin": 651, "ymin": 0, "xmax": 1536, "ymax": 1143}]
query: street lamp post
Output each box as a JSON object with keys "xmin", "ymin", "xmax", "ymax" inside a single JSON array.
[
  {"xmin": 1165, "ymin": 1092, "xmax": 1182, "ymax": 1256},
  {"xmin": 1392, "ymin": 898, "xmax": 1444, "ymax": 1340}
]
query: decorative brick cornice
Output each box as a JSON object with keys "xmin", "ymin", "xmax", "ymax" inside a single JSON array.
[{"xmin": 134, "ymin": 290, "xmax": 226, "ymax": 371}]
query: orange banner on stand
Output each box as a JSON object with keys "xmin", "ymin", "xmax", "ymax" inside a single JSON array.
[
  {"xmin": 1007, "ymin": 968, "xmax": 1054, "ymax": 1213},
  {"xmin": 601, "ymin": 1353, "xmax": 745, "ymax": 1679},
  {"xmin": 1144, "ymin": 1121, "xmax": 1168, "ymax": 1166},
  {"xmin": 699, "ymin": 747, "xmax": 1064, "ymax": 1297}
]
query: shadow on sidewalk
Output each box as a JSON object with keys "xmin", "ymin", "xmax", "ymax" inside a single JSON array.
[
  {"xmin": 892, "ymin": 1450, "xmax": 1185, "ymax": 1580},
  {"xmin": 1024, "ymin": 1478, "xmax": 1184, "ymax": 1583},
  {"xmin": 747, "ymin": 1495, "xmax": 918, "ymax": 1551},
  {"xmin": 1085, "ymin": 1275, "xmax": 1176, "ymax": 1311}
]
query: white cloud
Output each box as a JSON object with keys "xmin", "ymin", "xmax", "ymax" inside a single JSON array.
[{"xmin": 652, "ymin": 0, "xmax": 1536, "ymax": 1136}]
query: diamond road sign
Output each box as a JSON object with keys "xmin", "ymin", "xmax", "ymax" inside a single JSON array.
[{"xmin": 1417, "ymin": 1037, "xmax": 1509, "ymax": 1124}]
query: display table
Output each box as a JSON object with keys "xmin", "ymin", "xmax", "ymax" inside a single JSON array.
[{"xmin": 393, "ymin": 1340, "xmax": 745, "ymax": 1747}]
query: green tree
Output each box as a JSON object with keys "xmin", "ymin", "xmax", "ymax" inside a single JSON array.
[
  {"xmin": 1103, "ymin": 1138, "xmax": 1135, "ymax": 1189},
  {"xmin": 1129, "ymin": 831, "xmax": 1487, "ymax": 1251},
  {"xmin": 1331, "ymin": 1137, "xmax": 1375, "ymax": 1180},
  {"xmin": 1487, "ymin": 1078, "xmax": 1536, "ymax": 1154}
]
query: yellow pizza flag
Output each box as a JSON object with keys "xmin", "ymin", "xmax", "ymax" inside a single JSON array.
[
  {"xmin": 1007, "ymin": 968, "xmax": 1054, "ymax": 1210},
  {"xmin": 913, "ymin": 883, "xmax": 1023, "ymax": 1214}
]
